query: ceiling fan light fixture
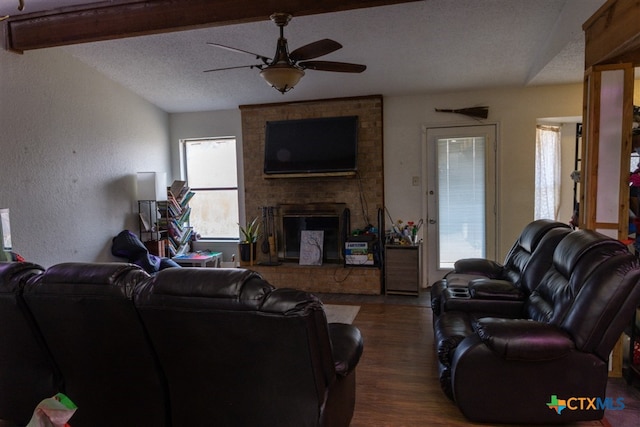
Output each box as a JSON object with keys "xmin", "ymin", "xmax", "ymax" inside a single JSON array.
[
  {"xmin": 206, "ymin": 13, "xmax": 365, "ymax": 93},
  {"xmin": 260, "ymin": 66, "xmax": 304, "ymax": 94}
]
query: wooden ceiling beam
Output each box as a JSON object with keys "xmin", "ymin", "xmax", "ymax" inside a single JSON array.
[
  {"xmin": 5, "ymin": 0, "xmax": 420, "ymax": 53},
  {"xmin": 582, "ymin": 0, "xmax": 640, "ymax": 68}
]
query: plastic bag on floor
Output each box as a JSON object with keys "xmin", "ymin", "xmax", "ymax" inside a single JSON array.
[{"xmin": 26, "ymin": 393, "xmax": 77, "ymax": 427}]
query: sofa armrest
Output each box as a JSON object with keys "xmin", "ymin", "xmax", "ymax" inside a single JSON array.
[
  {"xmin": 451, "ymin": 258, "xmax": 503, "ymax": 278},
  {"xmin": 468, "ymin": 278, "xmax": 524, "ymax": 301},
  {"xmin": 328, "ymin": 323, "xmax": 363, "ymax": 377},
  {"xmin": 475, "ymin": 318, "xmax": 575, "ymax": 361},
  {"xmin": 451, "ymin": 334, "xmax": 607, "ymax": 424}
]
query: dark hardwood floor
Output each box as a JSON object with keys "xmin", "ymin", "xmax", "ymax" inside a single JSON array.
[{"xmin": 318, "ymin": 293, "xmax": 640, "ymax": 427}]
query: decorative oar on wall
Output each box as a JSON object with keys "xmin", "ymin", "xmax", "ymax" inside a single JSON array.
[{"xmin": 435, "ymin": 106, "xmax": 489, "ymax": 119}]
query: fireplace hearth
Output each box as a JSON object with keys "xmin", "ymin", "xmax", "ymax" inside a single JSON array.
[{"xmin": 279, "ymin": 203, "xmax": 349, "ymax": 263}]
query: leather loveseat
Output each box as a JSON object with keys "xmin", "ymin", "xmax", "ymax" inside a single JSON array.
[
  {"xmin": 431, "ymin": 219, "xmax": 571, "ymax": 317},
  {"xmin": 432, "ymin": 228, "xmax": 640, "ymax": 424},
  {"xmin": 0, "ymin": 262, "xmax": 363, "ymax": 427}
]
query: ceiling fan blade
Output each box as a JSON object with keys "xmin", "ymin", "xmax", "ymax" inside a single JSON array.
[
  {"xmin": 289, "ymin": 39, "xmax": 342, "ymax": 61},
  {"xmin": 203, "ymin": 64, "xmax": 263, "ymax": 73},
  {"xmin": 207, "ymin": 43, "xmax": 271, "ymax": 62},
  {"xmin": 299, "ymin": 61, "xmax": 366, "ymax": 73}
]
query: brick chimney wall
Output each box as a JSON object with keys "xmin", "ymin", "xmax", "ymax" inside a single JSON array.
[{"xmin": 239, "ymin": 95, "xmax": 384, "ymax": 294}]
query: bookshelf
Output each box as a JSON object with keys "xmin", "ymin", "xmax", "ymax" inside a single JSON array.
[{"xmin": 164, "ymin": 180, "xmax": 194, "ymax": 257}]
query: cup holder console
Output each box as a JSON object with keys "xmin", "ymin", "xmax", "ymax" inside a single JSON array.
[{"xmin": 446, "ymin": 288, "xmax": 471, "ymax": 299}]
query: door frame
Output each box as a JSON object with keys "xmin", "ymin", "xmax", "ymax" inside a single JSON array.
[{"xmin": 421, "ymin": 123, "xmax": 499, "ymax": 285}]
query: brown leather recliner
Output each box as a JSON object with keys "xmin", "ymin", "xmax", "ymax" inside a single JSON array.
[
  {"xmin": 134, "ymin": 267, "xmax": 363, "ymax": 427},
  {"xmin": 433, "ymin": 229, "xmax": 640, "ymax": 424}
]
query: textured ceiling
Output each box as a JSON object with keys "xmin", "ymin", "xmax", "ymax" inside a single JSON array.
[{"xmin": 2, "ymin": 0, "xmax": 608, "ymax": 113}]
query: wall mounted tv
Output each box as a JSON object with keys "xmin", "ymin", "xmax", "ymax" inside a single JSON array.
[{"xmin": 263, "ymin": 115, "xmax": 359, "ymax": 177}]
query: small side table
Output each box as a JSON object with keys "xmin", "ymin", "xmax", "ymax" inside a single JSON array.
[
  {"xmin": 172, "ymin": 252, "xmax": 222, "ymax": 268},
  {"xmin": 384, "ymin": 243, "xmax": 422, "ymax": 296}
]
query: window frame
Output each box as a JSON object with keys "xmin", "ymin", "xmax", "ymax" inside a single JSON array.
[
  {"xmin": 181, "ymin": 137, "xmax": 240, "ymax": 241},
  {"xmin": 534, "ymin": 125, "xmax": 561, "ymax": 221}
]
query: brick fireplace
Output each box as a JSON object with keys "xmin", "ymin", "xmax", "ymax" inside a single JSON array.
[{"xmin": 239, "ymin": 95, "xmax": 384, "ymax": 294}]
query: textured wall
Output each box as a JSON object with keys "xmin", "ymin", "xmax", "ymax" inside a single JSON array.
[{"xmin": 0, "ymin": 48, "xmax": 170, "ymax": 267}]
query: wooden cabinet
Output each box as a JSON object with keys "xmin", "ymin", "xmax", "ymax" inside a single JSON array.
[{"xmin": 385, "ymin": 244, "xmax": 422, "ymax": 296}]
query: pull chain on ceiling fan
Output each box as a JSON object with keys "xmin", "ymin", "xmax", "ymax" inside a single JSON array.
[
  {"xmin": 1, "ymin": 0, "xmax": 25, "ymax": 21},
  {"xmin": 205, "ymin": 12, "xmax": 366, "ymax": 94}
]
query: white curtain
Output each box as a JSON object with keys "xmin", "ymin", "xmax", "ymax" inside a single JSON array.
[{"xmin": 535, "ymin": 125, "xmax": 561, "ymax": 220}]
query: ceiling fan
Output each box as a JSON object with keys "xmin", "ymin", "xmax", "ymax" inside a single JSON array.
[
  {"xmin": 204, "ymin": 13, "xmax": 367, "ymax": 94},
  {"xmin": 0, "ymin": 0, "xmax": 25, "ymax": 21}
]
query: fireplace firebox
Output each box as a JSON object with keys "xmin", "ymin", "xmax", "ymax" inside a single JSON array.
[{"xmin": 279, "ymin": 203, "xmax": 349, "ymax": 263}]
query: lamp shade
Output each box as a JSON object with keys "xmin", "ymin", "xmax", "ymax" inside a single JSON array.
[
  {"xmin": 136, "ymin": 172, "xmax": 167, "ymax": 201},
  {"xmin": 260, "ymin": 66, "xmax": 304, "ymax": 93}
]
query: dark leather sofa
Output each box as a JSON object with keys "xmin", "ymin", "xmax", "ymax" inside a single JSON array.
[
  {"xmin": 0, "ymin": 262, "xmax": 58, "ymax": 424},
  {"xmin": 0, "ymin": 262, "xmax": 363, "ymax": 427},
  {"xmin": 431, "ymin": 228, "xmax": 640, "ymax": 424},
  {"xmin": 431, "ymin": 219, "xmax": 571, "ymax": 317}
]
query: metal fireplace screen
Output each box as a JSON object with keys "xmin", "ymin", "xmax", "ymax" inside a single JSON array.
[{"xmin": 280, "ymin": 203, "xmax": 348, "ymax": 263}]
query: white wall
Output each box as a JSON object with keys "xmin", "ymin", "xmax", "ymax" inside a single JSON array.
[
  {"xmin": 0, "ymin": 47, "xmax": 170, "ymax": 267},
  {"xmin": 383, "ymin": 85, "xmax": 584, "ymax": 259}
]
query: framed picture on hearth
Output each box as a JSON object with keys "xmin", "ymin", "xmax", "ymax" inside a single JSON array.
[{"xmin": 299, "ymin": 230, "xmax": 324, "ymax": 266}]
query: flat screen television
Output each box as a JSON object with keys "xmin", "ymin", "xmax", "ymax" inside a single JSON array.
[{"xmin": 264, "ymin": 115, "xmax": 358, "ymax": 177}]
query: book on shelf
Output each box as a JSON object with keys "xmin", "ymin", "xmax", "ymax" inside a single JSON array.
[
  {"xmin": 170, "ymin": 180, "xmax": 187, "ymax": 197},
  {"xmin": 168, "ymin": 197, "xmax": 181, "ymax": 213},
  {"xmin": 166, "ymin": 228, "xmax": 192, "ymax": 257},
  {"xmin": 180, "ymin": 191, "xmax": 195, "ymax": 208},
  {"xmin": 178, "ymin": 206, "xmax": 191, "ymax": 225},
  {"xmin": 175, "ymin": 244, "xmax": 190, "ymax": 256}
]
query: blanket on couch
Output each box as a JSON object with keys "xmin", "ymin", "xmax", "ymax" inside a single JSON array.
[{"xmin": 111, "ymin": 230, "xmax": 179, "ymax": 274}]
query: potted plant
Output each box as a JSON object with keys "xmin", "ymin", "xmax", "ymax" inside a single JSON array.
[{"xmin": 238, "ymin": 216, "xmax": 261, "ymax": 266}]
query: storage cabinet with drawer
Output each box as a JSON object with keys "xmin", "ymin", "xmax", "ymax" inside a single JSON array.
[{"xmin": 384, "ymin": 244, "xmax": 422, "ymax": 296}]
